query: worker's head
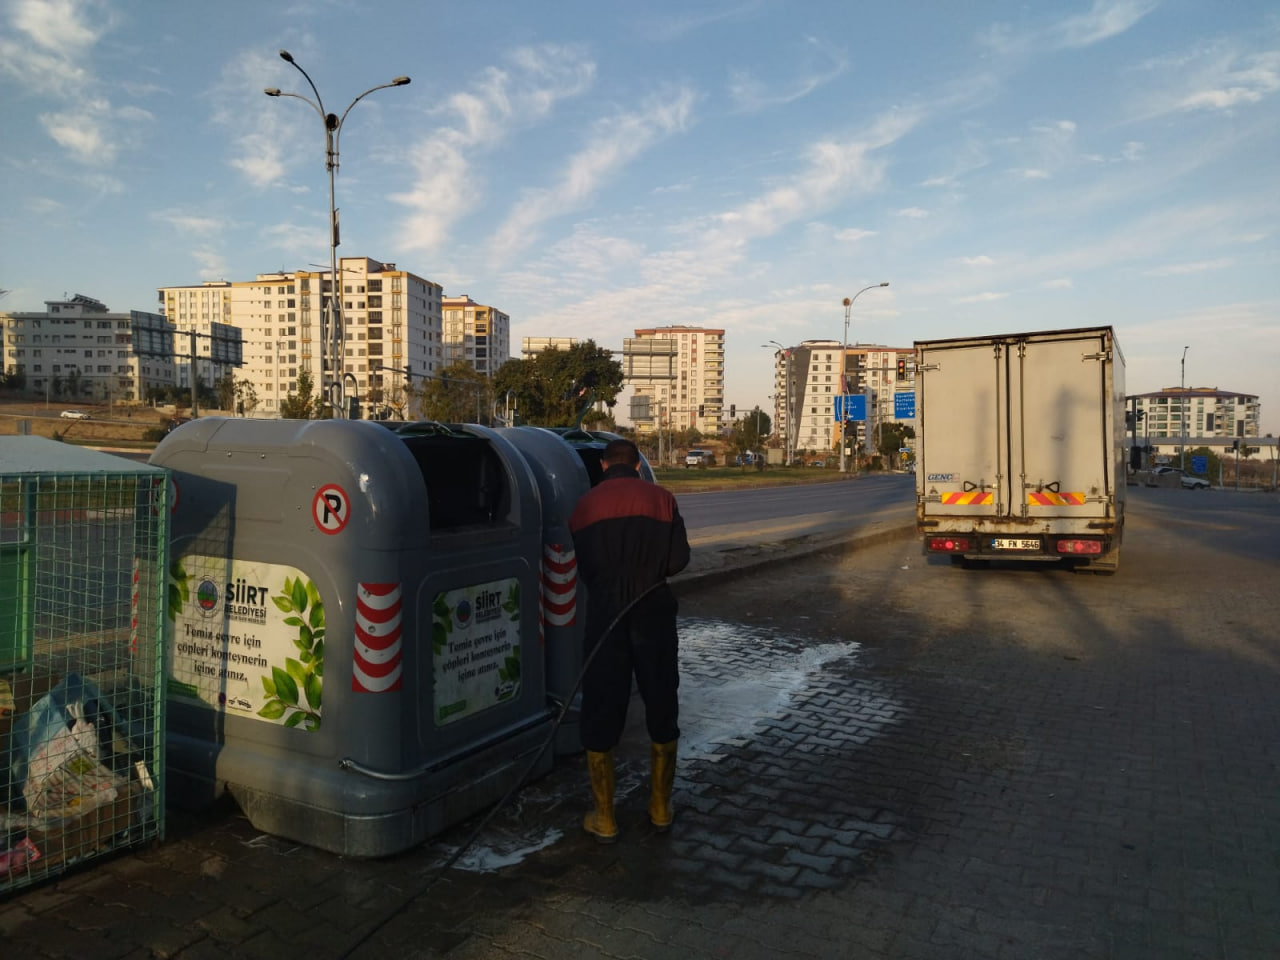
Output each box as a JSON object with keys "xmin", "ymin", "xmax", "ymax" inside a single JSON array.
[{"xmin": 601, "ymin": 438, "xmax": 641, "ymax": 473}]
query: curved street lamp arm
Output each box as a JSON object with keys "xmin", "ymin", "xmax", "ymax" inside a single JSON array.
[
  {"xmin": 264, "ymin": 89, "xmax": 327, "ymax": 123},
  {"xmin": 333, "ymin": 78, "xmax": 412, "ymax": 167},
  {"xmin": 280, "ymin": 50, "xmax": 327, "ymax": 117}
]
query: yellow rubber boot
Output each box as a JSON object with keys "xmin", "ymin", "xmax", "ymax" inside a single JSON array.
[
  {"xmin": 649, "ymin": 740, "xmax": 678, "ymax": 831},
  {"xmin": 582, "ymin": 750, "xmax": 618, "ymax": 843}
]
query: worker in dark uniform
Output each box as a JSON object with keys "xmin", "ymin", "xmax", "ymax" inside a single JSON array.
[{"xmin": 569, "ymin": 438, "xmax": 691, "ymax": 842}]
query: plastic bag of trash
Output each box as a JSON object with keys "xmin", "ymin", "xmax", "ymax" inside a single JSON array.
[{"xmin": 8, "ymin": 674, "xmax": 127, "ymax": 818}]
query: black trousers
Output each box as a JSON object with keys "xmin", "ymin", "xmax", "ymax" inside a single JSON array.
[{"xmin": 580, "ymin": 589, "xmax": 679, "ymax": 752}]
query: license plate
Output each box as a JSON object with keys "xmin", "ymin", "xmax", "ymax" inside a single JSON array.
[{"xmin": 991, "ymin": 538, "xmax": 1040, "ymax": 551}]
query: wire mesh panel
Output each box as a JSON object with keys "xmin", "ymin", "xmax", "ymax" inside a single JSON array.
[{"xmin": 1, "ymin": 438, "xmax": 167, "ymax": 895}]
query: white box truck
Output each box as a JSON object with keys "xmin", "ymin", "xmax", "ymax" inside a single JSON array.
[{"xmin": 914, "ymin": 326, "xmax": 1126, "ymax": 574}]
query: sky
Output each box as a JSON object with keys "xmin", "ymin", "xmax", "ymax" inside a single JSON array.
[{"xmin": 2, "ymin": 0, "xmax": 1278, "ymax": 432}]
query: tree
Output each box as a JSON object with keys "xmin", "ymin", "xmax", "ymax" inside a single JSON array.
[
  {"xmin": 727, "ymin": 407, "xmax": 771, "ymax": 464},
  {"xmin": 235, "ymin": 378, "xmax": 259, "ymax": 417},
  {"xmin": 216, "ymin": 373, "xmax": 236, "ymax": 412},
  {"xmin": 415, "ymin": 361, "xmax": 490, "ymax": 423},
  {"xmin": 280, "ymin": 369, "xmax": 317, "ymax": 419},
  {"xmin": 877, "ymin": 422, "xmax": 916, "ymax": 464},
  {"xmin": 491, "ymin": 340, "xmax": 624, "ymax": 426}
]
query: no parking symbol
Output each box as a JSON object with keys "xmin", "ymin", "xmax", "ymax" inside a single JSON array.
[{"xmin": 313, "ymin": 484, "xmax": 351, "ymax": 535}]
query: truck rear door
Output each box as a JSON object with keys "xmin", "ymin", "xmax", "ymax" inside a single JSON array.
[
  {"xmin": 1014, "ymin": 330, "xmax": 1114, "ymax": 518},
  {"xmin": 918, "ymin": 339, "xmax": 1009, "ymax": 518}
]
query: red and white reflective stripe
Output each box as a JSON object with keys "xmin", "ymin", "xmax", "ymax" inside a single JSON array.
[
  {"xmin": 352, "ymin": 582, "xmax": 403, "ymax": 693},
  {"xmin": 941, "ymin": 492, "xmax": 992, "ymax": 505},
  {"xmin": 540, "ymin": 543, "xmax": 577, "ymax": 628},
  {"xmin": 1027, "ymin": 492, "xmax": 1085, "ymax": 506}
]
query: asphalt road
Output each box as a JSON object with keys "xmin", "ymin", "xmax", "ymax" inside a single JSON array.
[{"xmin": 678, "ymin": 473, "xmax": 915, "ymax": 549}]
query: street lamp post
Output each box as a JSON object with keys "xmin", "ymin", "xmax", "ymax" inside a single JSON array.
[
  {"xmin": 764, "ymin": 340, "xmax": 792, "ymax": 465},
  {"xmin": 265, "ymin": 51, "xmax": 409, "ymax": 418},
  {"xmin": 1180, "ymin": 345, "xmax": 1189, "ymax": 472},
  {"xmin": 840, "ymin": 283, "xmax": 890, "ymax": 474}
]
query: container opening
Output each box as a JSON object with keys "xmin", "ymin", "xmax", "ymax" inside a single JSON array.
[{"xmin": 399, "ymin": 435, "xmax": 512, "ymax": 531}]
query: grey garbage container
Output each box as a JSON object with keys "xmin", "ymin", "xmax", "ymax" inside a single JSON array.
[{"xmin": 152, "ymin": 417, "xmax": 553, "ymax": 857}]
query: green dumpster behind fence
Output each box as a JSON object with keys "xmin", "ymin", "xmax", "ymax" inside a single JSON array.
[{"xmin": 1, "ymin": 438, "xmax": 168, "ymax": 894}]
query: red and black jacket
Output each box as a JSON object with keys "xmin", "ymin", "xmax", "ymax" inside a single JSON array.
[{"xmin": 569, "ymin": 464, "xmax": 691, "ymax": 632}]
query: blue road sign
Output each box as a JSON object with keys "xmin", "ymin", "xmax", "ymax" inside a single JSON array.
[
  {"xmin": 1192, "ymin": 455, "xmax": 1207, "ymax": 475},
  {"xmin": 894, "ymin": 391, "xmax": 916, "ymax": 419},
  {"xmin": 833, "ymin": 395, "xmax": 866, "ymax": 422}
]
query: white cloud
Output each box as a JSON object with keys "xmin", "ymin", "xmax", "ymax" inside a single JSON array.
[
  {"xmin": 728, "ymin": 36, "xmax": 848, "ymax": 112},
  {"xmin": 152, "ymin": 211, "xmax": 226, "ymax": 235},
  {"xmin": 39, "ymin": 105, "xmax": 114, "ymax": 164},
  {"xmin": 954, "ymin": 291, "xmax": 1009, "ymax": 304},
  {"xmin": 0, "ymin": 0, "xmax": 138, "ymax": 163},
  {"xmin": 1013, "ymin": 168, "xmax": 1052, "ymax": 180},
  {"xmin": 960, "ymin": 255, "xmax": 994, "ymax": 266},
  {"xmin": 710, "ymin": 109, "xmax": 918, "ymax": 243},
  {"xmin": 835, "ymin": 228, "xmax": 876, "ymax": 243},
  {"xmin": 1056, "ymin": 0, "xmax": 1158, "ymax": 48},
  {"xmin": 1177, "ymin": 50, "xmax": 1280, "ymax": 111},
  {"xmin": 981, "ymin": 0, "xmax": 1157, "ymax": 57},
  {"xmin": 12, "ymin": 0, "xmax": 105, "ymax": 52},
  {"xmin": 192, "ymin": 248, "xmax": 229, "ymax": 282},
  {"xmin": 1142, "ymin": 258, "xmax": 1235, "ymax": 277},
  {"xmin": 895, "ymin": 207, "xmax": 930, "ymax": 219},
  {"xmin": 488, "ymin": 88, "xmax": 695, "ymax": 261},
  {"xmin": 262, "ymin": 221, "xmax": 323, "ymax": 255},
  {"xmin": 1043, "ymin": 277, "xmax": 1074, "ymax": 289},
  {"xmin": 394, "ymin": 45, "xmax": 596, "ymax": 253},
  {"xmin": 217, "ymin": 48, "xmax": 307, "ymax": 189}
]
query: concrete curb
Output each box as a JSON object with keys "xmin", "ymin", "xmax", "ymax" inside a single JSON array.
[{"xmin": 672, "ymin": 522, "xmax": 916, "ymax": 597}]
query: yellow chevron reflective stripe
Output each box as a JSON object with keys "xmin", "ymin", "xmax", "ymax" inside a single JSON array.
[
  {"xmin": 1027, "ymin": 492, "xmax": 1086, "ymax": 506},
  {"xmin": 941, "ymin": 492, "xmax": 993, "ymax": 505}
]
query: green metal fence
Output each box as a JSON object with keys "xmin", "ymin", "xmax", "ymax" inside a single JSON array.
[{"xmin": 1, "ymin": 438, "xmax": 167, "ymax": 894}]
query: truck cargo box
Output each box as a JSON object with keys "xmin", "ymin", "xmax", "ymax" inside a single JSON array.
[{"xmin": 914, "ymin": 326, "xmax": 1125, "ymax": 573}]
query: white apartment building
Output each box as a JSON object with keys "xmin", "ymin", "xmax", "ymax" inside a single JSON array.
[
  {"xmin": 443, "ymin": 296, "xmax": 510, "ymax": 376},
  {"xmin": 1131, "ymin": 387, "xmax": 1261, "ymax": 446},
  {"xmin": 1, "ymin": 294, "xmax": 180, "ymax": 405},
  {"xmin": 160, "ymin": 257, "xmax": 443, "ymax": 418},
  {"xmin": 153, "ymin": 281, "xmax": 241, "ymax": 400},
  {"xmin": 628, "ymin": 326, "xmax": 725, "ymax": 435},
  {"xmin": 771, "ymin": 341, "xmax": 915, "ymax": 459}
]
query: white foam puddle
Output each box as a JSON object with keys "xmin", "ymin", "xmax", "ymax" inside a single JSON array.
[
  {"xmin": 431, "ymin": 619, "xmax": 896, "ymax": 874},
  {"xmin": 679, "ymin": 631, "xmax": 862, "ymax": 762},
  {"xmin": 439, "ymin": 827, "xmax": 564, "ymax": 873}
]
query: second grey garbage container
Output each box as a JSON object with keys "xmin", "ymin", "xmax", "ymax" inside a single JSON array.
[{"xmin": 152, "ymin": 417, "xmax": 554, "ymax": 857}]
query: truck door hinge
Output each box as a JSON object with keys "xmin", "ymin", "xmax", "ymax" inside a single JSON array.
[{"xmin": 1081, "ymin": 351, "xmax": 1110, "ymax": 362}]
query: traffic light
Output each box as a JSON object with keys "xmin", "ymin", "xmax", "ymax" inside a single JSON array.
[
  {"xmin": 730, "ymin": 404, "xmax": 736, "ymax": 418},
  {"xmin": 698, "ymin": 404, "xmax": 705, "ymax": 417},
  {"xmin": 1232, "ymin": 439, "xmax": 1240, "ymax": 451},
  {"xmin": 897, "ymin": 358, "xmax": 906, "ymax": 380}
]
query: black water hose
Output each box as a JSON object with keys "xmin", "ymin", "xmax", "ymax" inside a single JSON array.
[{"xmin": 337, "ymin": 579, "xmax": 667, "ymax": 957}]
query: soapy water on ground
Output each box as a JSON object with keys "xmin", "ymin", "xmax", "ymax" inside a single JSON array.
[{"xmin": 432, "ymin": 618, "xmax": 905, "ymax": 875}]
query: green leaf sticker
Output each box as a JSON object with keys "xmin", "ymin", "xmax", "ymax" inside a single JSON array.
[{"xmin": 272, "ymin": 665, "xmax": 299, "ymax": 706}]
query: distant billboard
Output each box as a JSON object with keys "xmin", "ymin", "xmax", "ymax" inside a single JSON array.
[
  {"xmin": 210, "ymin": 322, "xmax": 244, "ymax": 366},
  {"xmin": 130, "ymin": 311, "xmax": 175, "ymax": 358},
  {"xmin": 623, "ymin": 338, "xmax": 677, "ymax": 382}
]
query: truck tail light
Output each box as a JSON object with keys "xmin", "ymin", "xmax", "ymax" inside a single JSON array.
[
  {"xmin": 928, "ymin": 536, "xmax": 971, "ymax": 553},
  {"xmin": 1056, "ymin": 539, "xmax": 1103, "ymax": 555}
]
